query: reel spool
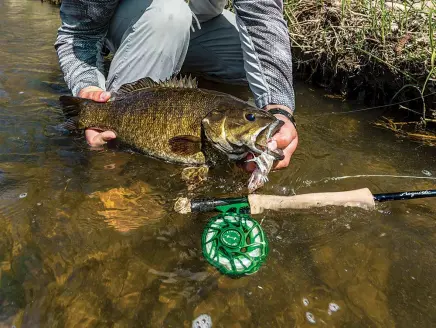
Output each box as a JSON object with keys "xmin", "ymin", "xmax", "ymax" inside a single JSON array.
[{"xmin": 201, "ymin": 207, "xmax": 269, "ymax": 277}]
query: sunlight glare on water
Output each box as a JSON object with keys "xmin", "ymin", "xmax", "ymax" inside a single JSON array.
[{"xmin": 0, "ymin": 1, "xmax": 435, "ymax": 327}]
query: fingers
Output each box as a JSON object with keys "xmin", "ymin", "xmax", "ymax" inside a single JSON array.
[
  {"xmin": 78, "ymin": 86, "xmax": 111, "ymax": 103},
  {"xmin": 266, "ymin": 112, "xmax": 298, "ymax": 170},
  {"xmin": 272, "ymin": 133, "xmax": 298, "ymax": 170},
  {"xmin": 79, "ymin": 87, "xmax": 115, "ymax": 148},
  {"xmin": 239, "ymin": 118, "xmax": 298, "ymax": 173},
  {"xmin": 85, "ymin": 129, "xmax": 117, "ymax": 147},
  {"xmin": 81, "ymin": 90, "xmax": 111, "ymax": 102},
  {"xmin": 271, "ymin": 115, "xmax": 297, "ymax": 150}
]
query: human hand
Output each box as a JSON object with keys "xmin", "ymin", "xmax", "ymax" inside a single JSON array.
[
  {"xmin": 78, "ymin": 86, "xmax": 116, "ymax": 147},
  {"xmin": 242, "ymin": 105, "xmax": 298, "ymax": 172}
]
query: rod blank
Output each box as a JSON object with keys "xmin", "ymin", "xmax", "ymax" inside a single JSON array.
[
  {"xmin": 373, "ymin": 189, "xmax": 436, "ymax": 202},
  {"xmin": 175, "ymin": 188, "xmax": 436, "ymax": 214}
]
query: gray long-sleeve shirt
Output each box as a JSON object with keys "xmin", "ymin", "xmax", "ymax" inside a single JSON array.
[{"xmin": 54, "ymin": 0, "xmax": 295, "ymax": 112}]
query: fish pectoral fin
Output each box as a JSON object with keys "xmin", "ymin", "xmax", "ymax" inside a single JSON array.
[{"xmin": 168, "ymin": 135, "xmax": 202, "ymax": 155}]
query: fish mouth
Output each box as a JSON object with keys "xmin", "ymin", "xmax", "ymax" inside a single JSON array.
[
  {"xmin": 202, "ymin": 117, "xmax": 285, "ymax": 161},
  {"xmin": 253, "ymin": 119, "xmax": 285, "ymax": 160}
]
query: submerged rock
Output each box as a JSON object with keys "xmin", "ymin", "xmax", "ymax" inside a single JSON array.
[{"xmin": 90, "ymin": 181, "xmax": 165, "ymax": 233}]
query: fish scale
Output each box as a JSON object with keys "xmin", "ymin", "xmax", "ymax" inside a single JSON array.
[{"xmin": 59, "ymin": 75, "xmax": 284, "ymax": 189}]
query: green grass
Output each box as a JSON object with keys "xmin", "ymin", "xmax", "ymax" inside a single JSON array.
[{"xmin": 282, "ymin": 0, "xmax": 436, "ymax": 124}]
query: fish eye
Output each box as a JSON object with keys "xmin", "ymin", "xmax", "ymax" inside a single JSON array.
[{"xmin": 245, "ymin": 113, "xmax": 256, "ymax": 122}]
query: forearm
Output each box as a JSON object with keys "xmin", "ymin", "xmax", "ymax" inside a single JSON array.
[
  {"xmin": 54, "ymin": 0, "xmax": 119, "ymax": 96},
  {"xmin": 233, "ymin": 0, "xmax": 296, "ymax": 112},
  {"xmin": 55, "ymin": 33, "xmax": 107, "ymax": 96}
]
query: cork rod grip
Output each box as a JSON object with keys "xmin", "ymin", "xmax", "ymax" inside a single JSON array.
[{"xmin": 247, "ymin": 188, "xmax": 376, "ymax": 214}]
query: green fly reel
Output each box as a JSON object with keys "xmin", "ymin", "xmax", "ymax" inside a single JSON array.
[{"xmin": 201, "ymin": 203, "xmax": 269, "ymax": 277}]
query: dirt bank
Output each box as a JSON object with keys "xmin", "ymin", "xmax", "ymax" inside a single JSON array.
[{"xmin": 285, "ymin": 0, "xmax": 436, "ymax": 142}]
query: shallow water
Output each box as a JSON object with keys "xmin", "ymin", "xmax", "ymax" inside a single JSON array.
[{"xmin": 0, "ymin": 1, "xmax": 436, "ymax": 327}]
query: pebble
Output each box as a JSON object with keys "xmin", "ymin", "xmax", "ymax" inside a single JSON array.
[
  {"xmin": 328, "ymin": 302, "xmax": 340, "ymax": 315},
  {"xmin": 159, "ymin": 295, "xmax": 171, "ymax": 304},
  {"xmin": 306, "ymin": 312, "xmax": 316, "ymax": 324},
  {"xmin": 191, "ymin": 314, "xmax": 212, "ymax": 328},
  {"xmin": 19, "ymin": 193, "xmax": 27, "ymax": 199},
  {"xmin": 302, "ymin": 298, "xmax": 309, "ymax": 306},
  {"xmin": 422, "ymin": 170, "xmax": 432, "ymax": 176},
  {"xmin": 104, "ymin": 163, "xmax": 116, "ymax": 170}
]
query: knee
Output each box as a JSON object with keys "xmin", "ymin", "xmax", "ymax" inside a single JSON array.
[{"xmin": 145, "ymin": 0, "xmax": 192, "ymax": 35}]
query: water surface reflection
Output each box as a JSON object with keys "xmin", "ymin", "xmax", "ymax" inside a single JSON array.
[{"xmin": 0, "ymin": 1, "xmax": 435, "ymax": 327}]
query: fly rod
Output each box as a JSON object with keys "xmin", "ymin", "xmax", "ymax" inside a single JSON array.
[
  {"xmin": 174, "ymin": 188, "xmax": 436, "ymax": 214},
  {"xmin": 177, "ymin": 188, "xmax": 435, "ymax": 277}
]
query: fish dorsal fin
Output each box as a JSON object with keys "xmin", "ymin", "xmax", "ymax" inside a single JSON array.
[
  {"xmin": 116, "ymin": 75, "xmax": 198, "ymax": 98},
  {"xmin": 117, "ymin": 77, "xmax": 159, "ymax": 95}
]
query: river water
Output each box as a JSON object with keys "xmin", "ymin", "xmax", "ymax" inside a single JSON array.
[{"xmin": 0, "ymin": 1, "xmax": 436, "ymax": 327}]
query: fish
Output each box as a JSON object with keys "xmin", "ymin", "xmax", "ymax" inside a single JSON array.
[{"xmin": 58, "ymin": 75, "xmax": 284, "ymax": 190}]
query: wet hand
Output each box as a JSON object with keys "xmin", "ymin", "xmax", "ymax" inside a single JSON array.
[
  {"xmin": 267, "ymin": 105, "xmax": 298, "ymax": 170},
  {"xmin": 78, "ymin": 86, "xmax": 116, "ymax": 147},
  {"xmin": 272, "ymin": 115, "xmax": 298, "ymax": 170},
  {"xmin": 242, "ymin": 105, "xmax": 298, "ymax": 172}
]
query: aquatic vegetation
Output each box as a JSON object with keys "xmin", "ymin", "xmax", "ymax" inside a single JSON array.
[{"xmin": 89, "ymin": 181, "xmax": 165, "ymax": 233}]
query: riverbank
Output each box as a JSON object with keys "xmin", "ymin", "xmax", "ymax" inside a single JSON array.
[
  {"xmin": 284, "ymin": 0, "xmax": 436, "ymax": 143},
  {"xmin": 42, "ymin": 0, "xmax": 436, "ymax": 142}
]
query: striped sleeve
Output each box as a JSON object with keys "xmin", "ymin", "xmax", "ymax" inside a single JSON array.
[
  {"xmin": 54, "ymin": 0, "xmax": 119, "ymax": 96},
  {"xmin": 233, "ymin": 0, "xmax": 296, "ymax": 112}
]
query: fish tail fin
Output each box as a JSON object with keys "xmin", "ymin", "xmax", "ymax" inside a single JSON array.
[
  {"xmin": 58, "ymin": 95, "xmax": 86, "ymax": 131},
  {"xmin": 59, "ymin": 95, "xmax": 84, "ymax": 117}
]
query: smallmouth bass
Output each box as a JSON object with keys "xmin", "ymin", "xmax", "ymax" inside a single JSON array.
[{"xmin": 59, "ymin": 76, "xmax": 284, "ymax": 189}]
